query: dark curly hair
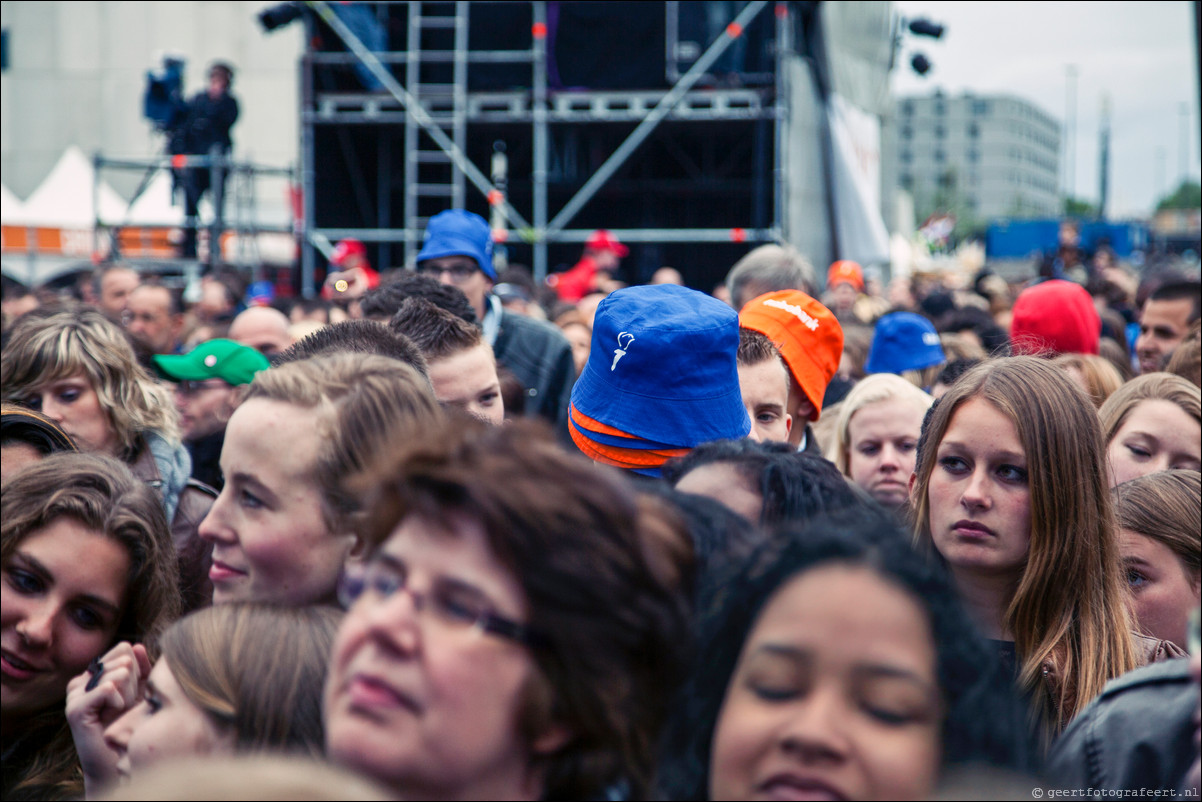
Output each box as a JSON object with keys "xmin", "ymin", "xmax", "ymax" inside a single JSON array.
[
  {"xmin": 662, "ymin": 438, "xmax": 860, "ymax": 527},
  {"xmin": 656, "ymin": 509, "xmax": 1036, "ymax": 799}
]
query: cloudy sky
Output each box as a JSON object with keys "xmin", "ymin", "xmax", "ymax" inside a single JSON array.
[{"xmin": 891, "ymin": 0, "xmax": 1200, "ymax": 218}]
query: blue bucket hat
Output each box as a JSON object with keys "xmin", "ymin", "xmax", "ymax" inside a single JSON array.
[
  {"xmin": 864, "ymin": 312, "xmax": 946, "ymax": 375},
  {"xmin": 416, "ymin": 209, "xmax": 496, "ymax": 280},
  {"xmin": 570, "ymin": 284, "xmax": 750, "ymax": 448}
]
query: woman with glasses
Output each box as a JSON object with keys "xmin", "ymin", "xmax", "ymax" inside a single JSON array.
[{"xmin": 324, "ymin": 417, "xmax": 691, "ymax": 801}]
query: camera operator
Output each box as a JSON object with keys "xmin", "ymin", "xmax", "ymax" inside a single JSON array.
[{"xmin": 170, "ymin": 61, "xmax": 239, "ymax": 260}]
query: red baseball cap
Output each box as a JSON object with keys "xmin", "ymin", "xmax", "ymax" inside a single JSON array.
[
  {"xmin": 585, "ymin": 229, "xmax": 629, "ymax": 257},
  {"xmin": 827, "ymin": 260, "xmax": 865, "ymax": 292},
  {"xmin": 330, "ymin": 238, "xmax": 368, "ymax": 267}
]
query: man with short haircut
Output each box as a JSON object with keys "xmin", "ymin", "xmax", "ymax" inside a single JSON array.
[
  {"xmin": 1135, "ymin": 279, "xmax": 1201, "ymax": 374},
  {"xmin": 273, "ymin": 319, "xmax": 430, "ymax": 382},
  {"xmin": 92, "ymin": 264, "xmax": 140, "ymax": 320},
  {"xmin": 736, "ymin": 328, "xmax": 792, "ymax": 444},
  {"xmin": 725, "ymin": 244, "xmax": 816, "ymax": 310},
  {"xmin": 228, "ymin": 305, "xmax": 292, "ymax": 356},
  {"xmin": 152, "ymin": 338, "xmax": 269, "ymax": 490},
  {"xmin": 359, "ymin": 273, "xmax": 479, "ymax": 325},
  {"xmin": 125, "ymin": 283, "xmax": 184, "ymax": 356},
  {"xmin": 738, "ymin": 289, "xmax": 844, "ymax": 455},
  {"xmin": 391, "ymin": 297, "xmax": 504, "ymax": 425},
  {"xmin": 414, "ymin": 210, "xmax": 574, "ymax": 436}
]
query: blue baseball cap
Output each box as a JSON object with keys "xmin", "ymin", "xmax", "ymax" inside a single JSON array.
[
  {"xmin": 864, "ymin": 312, "xmax": 946, "ymax": 375},
  {"xmin": 416, "ymin": 210, "xmax": 496, "ymax": 280},
  {"xmin": 570, "ymin": 284, "xmax": 750, "ymax": 449}
]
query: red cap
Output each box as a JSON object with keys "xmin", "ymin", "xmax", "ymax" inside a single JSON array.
[
  {"xmin": 827, "ymin": 260, "xmax": 864, "ymax": 292},
  {"xmin": 330, "ymin": 238, "xmax": 368, "ymax": 267},
  {"xmin": 1011, "ymin": 280, "xmax": 1100, "ymax": 356},
  {"xmin": 585, "ymin": 229, "xmax": 629, "ymax": 257}
]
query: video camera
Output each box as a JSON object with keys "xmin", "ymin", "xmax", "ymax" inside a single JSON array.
[{"xmin": 143, "ymin": 54, "xmax": 187, "ymax": 132}]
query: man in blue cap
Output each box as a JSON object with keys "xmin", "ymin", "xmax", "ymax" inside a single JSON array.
[{"xmin": 415, "ymin": 209, "xmax": 574, "ymax": 437}]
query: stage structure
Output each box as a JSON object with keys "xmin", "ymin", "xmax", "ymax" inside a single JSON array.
[{"xmin": 297, "ymin": 1, "xmax": 894, "ymax": 297}]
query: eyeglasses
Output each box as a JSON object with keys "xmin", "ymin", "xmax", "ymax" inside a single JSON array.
[
  {"xmin": 416, "ymin": 262, "xmax": 479, "ymax": 283},
  {"xmin": 337, "ymin": 560, "xmax": 545, "ymax": 648},
  {"xmin": 175, "ymin": 379, "xmax": 229, "ymax": 396}
]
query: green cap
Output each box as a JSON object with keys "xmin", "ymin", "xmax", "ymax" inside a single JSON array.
[{"xmin": 153, "ymin": 339, "xmax": 271, "ymax": 387}]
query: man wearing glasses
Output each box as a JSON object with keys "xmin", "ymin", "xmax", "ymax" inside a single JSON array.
[
  {"xmin": 152, "ymin": 338, "xmax": 270, "ymax": 490},
  {"xmin": 415, "ymin": 210, "xmax": 575, "ymax": 439}
]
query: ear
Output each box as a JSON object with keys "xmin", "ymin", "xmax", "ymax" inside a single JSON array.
[
  {"xmin": 908, "ymin": 471, "xmax": 917, "ymax": 495},
  {"xmin": 530, "ymin": 720, "xmax": 573, "ymax": 756},
  {"xmin": 784, "ymin": 412, "xmax": 793, "ymax": 437}
]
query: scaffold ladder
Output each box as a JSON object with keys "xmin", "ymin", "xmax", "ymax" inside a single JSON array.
[{"xmin": 404, "ymin": 1, "xmax": 469, "ymax": 265}]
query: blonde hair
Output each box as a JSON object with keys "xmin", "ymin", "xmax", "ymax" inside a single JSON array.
[
  {"xmin": 827, "ymin": 374, "xmax": 933, "ymax": 475},
  {"xmin": 1098, "ymin": 372, "xmax": 1201, "ymax": 444},
  {"xmin": 1, "ymin": 305, "xmax": 179, "ymax": 459},
  {"xmin": 160, "ymin": 604, "xmax": 341, "ymax": 757},
  {"xmin": 1051, "ymin": 353, "xmax": 1124, "ymax": 408},
  {"xmin": 911, "ymin": 357, "xmax": 1136, "ymax": 733},
  {"xmin": 244, "ymin": 353, "xmax": 443, "ymax": 530}
]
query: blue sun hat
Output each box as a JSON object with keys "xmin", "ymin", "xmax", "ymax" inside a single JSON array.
[
  {"xmin": 864, "ymin": 312, "xmax": 946, "ymax": 375},
  {"xmin": 416, "ymin": 209, "xmax": 496, "ymax": 280},
  {"xmin": 570, "ymin": 284, "xmax": 750, "ymax": 450}
]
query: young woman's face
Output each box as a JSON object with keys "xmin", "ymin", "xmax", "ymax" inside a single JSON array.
[
  {"xmin": 104, "ymin": 658, "xmax": 234, "ymax": 781},
  {"xmin": 1, "ymin": 518, "xmax": 129, "ymax": 724},
  {"xmin": 710, "ymin": 564, "xmax": 943, "ymax": 802},
  {"xmin": 1107, "ymin": 400, "xmax": 1202, "ymax": 487},
  {"xmin": 325, "ymin": 511, "xmax": 559, "ymax": 800},
  {"xmin": 23, "ymin": 374, "xmax": 119, "ymax": 456},
  {"xmin": 198, "ymin": 399, "xmax": 355, "ymax": 606},
  {"xmin": 928, "ymin": 397, "xmax": 1032, "ymax": 580},
  {"xmin": 1120, "ymin": 529, "xmax": 1200, "ymax": 650},
  {"xmin": 846, "ymin": 399, "xmax": 925, "ymax": 509}
]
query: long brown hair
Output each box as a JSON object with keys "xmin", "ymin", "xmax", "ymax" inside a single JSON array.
[
  {"xmin": 2, "ymin": 452, "xmax": 179, "ymax": 800},
  {"xmin": 911, "ymin": 356, "xmax": 1136, "ymax": 731}
]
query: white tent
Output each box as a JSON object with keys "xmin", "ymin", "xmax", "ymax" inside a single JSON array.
[
  {"xmin": 1, "ymin": 183, "xmax": 29, "ymax": 226},
  {"xmin": 21, "ymin": 145, "xmax": 129, "ymax": 228}
]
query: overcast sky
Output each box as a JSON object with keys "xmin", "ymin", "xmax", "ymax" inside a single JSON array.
[{"xmin": 891, "ymin": 0, "xmax": 1201, "ymax": 218}]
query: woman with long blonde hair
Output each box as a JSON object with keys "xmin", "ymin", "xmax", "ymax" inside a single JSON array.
[{"xmin": 910, "ymin": 356, "xmax": 1137, "ymax": 737}]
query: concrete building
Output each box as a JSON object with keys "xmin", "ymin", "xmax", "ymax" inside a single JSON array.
[{"xmin": 895, "ymin": 90, "xmax": 1060, "ymax": 222}]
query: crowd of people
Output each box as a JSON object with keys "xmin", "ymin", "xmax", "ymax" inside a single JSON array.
[{"xmin": 1, "ymin": 210, "xmax": 1200, "ymax": 801}]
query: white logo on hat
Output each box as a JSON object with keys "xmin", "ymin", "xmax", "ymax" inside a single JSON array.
[
  {"xmin": 923, "ymin": 332, "xmax": 941, "ymax": 346},
  {"xmin": 762, "ymin": 298, "xmax": 820, "ymax": 332},
  {"xmin": 611, "ymin": 332, "xmax": 635, "ymax": 371},
  {"xmin": 204, "ymin": 354, "xmax": 218, "ymax": 367}
]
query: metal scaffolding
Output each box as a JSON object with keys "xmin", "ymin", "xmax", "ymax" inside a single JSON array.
[{"xmin": 299, "ymin": 0, "xmax": 793, "ymax": 297}]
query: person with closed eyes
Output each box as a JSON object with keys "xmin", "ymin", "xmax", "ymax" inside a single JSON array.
[
  {"xmin": 656, "ymin": 510, "xmax": 1035, "ymax": 801},
  {"xmin": 1098, "ymin": 372, "xmax": 1201, "ymax": 487},
  {"xmin": 1, "ymin": 454, "xmax": 178, "ymax": 801}
]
